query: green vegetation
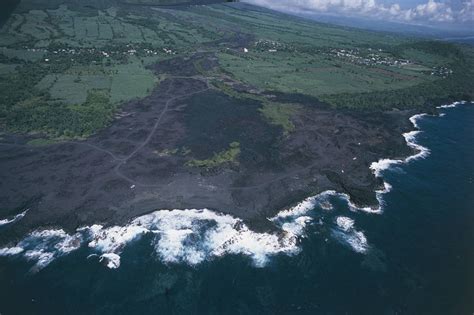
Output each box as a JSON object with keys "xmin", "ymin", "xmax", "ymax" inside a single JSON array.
[
  {"xmin": 6, "ymin": 89, "xmax": 115, "ymax": 138},
  {"xmin": 319, "ymin": 41, "xmax": 473, "ymax": 109},
  {"xmin": 213, "ymin": 78, "xmax": 301, "ymax": 135},
  {"xmin": 211, "ymin": 80, "xmax": 263, "ymax": 102},
  {"xmin": 26, "ymin": 138, "xmax": 59, "ymax": 146},
  {"xmin": 0, "ymin": 1, "xmax": 221, "ymax": 138},
  {"xmin": 35, "ymin": 60, "xmax": 157, "ymax": 106},
  {"xmin": 186, "ymin": 142, "xmax": 240, "ymax": 168},
  {"xmin": 218, "ymin": 50, "xmax": 428, "ymax": 97},
  {"xmin": 194, "ymin": 5, "xmax": 471, "ymax": 109},
  {"xmin": 259, "ymin": 102, "xmax": 298, "ymax": 135}
]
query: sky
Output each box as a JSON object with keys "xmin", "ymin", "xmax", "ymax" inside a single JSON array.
[{"xmin": 243, "ymin": 0, "xmax": 474, "ymax": 27}]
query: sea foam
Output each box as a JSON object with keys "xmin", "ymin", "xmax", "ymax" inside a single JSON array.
[
  {"xmin": 0, "ymin": 228, "xmax": 82, "ymax": 271},
  {"xmin": 99, "ymin": 253, "xmax": 121, "ymax": 269},
  {"xmin": 0, "ymin": 186, "xmax": 379, "ymax": 270},
  {"xmin": 368, "ymin": 101, "xmax": 469, "ymax": 209},
  {"xmin": 338, "ymin": 182, "xmax": 392, "ymax": 215},
  {"xmin": 0, "ymin": 208, "xmax": 306, "ymax": 270},
  {"xmin": 332, "ymin": 216, "xmax": 369, "ymax": 253},
  {"xmin": 436, "ymin": 100, "xmax": 466, "ymax": 109},
  {"xmin": 0, "ymin": 209, "xmax": 29, "ymax": 227},
  {"xmin": 272, "ymin": 190, "xmax": 336, "ymax": 220},
  {"xmin": 0, "ymin": 187, "xmax": 377, "ymax": 271},
  {"xmin": 336, "ymin": 216, "xmax": 354, "ymax": 231},
  {"xmin": 370, "ymin": 109, "xmax": 433, "ymax": 178}
]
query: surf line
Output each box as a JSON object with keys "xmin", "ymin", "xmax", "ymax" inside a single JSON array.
[
  {"xmin": 370, "ymin": 100, "xmax": 468, "ymax": 181},
  {"xmin": 0, "ymin": 209, "xmax": 29, "ymax": 227},
  {"xmin": 272, "ymin": 102, "xmax": 458, "ymax": 218},
  {"xmin": 270, "ymin": 100, "xmax": 468, "ymax": 253}
]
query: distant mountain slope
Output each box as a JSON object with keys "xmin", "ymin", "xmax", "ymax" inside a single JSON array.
[
  {"xmin": 15, "ymin": 0, "xmax": 237, "ymax": 11},
  {"xmin": 121, "ymin": 0, "xmax": 237, "ymax": 5},
  {"xmin": 299, "ymin": 12, "xmax": 474, "ymax": 45}
]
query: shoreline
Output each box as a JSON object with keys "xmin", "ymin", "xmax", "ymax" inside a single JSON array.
[{"xmin": 0, "ymin": 101, "xmax": 469, "ymax": 270}]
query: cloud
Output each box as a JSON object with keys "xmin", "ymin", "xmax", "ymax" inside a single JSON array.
[
  {"xmin": 405, "ymin": 0, "xmax": 454, "ymax": 22},
  {"xmin": 458, "ymin": 0, "xmax": 473, "ymax": 22},
  {"xmin": 243, "ymin": 0, "xmax": 473, "ymax": 24}
]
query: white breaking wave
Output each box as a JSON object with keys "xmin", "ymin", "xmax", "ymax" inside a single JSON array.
[
  {"xmin": 403, "ymin": 130, "xmax": 430, "ymax": 162},
  {"xmin": 370, "ymin": 158, "xmax": 402, "ymax": 178},
  {"xmin": 272, "ymin": 190, "xmax": 336, "ymax": 220},
  {"xmin": 0, "ymin": 209, "xmax": 29, "ymax": 227},
  {"xmin": 0, "ymin": 228, "xmax": 82, "ymax": 271},
  {"xmin": 0, "ymin": 246, "xmax": 24, "ymax": 255},
  {"xmin": 335, "ymin": 216, "xmax": 354, "ymax": 232},
  {"xmin": 85, "ymin": 224, "xmax": 148, "ymax": 255},
  {"xmin": 269, "ymin": 190, "xmax": 341, "ymax": 239},
  {"xmin": 370, "ymin": 109, "xmax": 434, "ymax": 178},
  {"xmin": 367, "ymin": 101, "xmax": 469, "ymax": 214},
  {"xmin": 0, "ymin": 208, "xmax": 305, "ymax": 270},
  {"xmin": 280, "ymin": 216, "xmax": 313, "ymax": 236},
  {"xmin": 339, "ymin": 230, "xmax": 368, "ymax": 253},
  {"xmin": 339, "ymin": 181, "xmax": 392, "ymax": 215},
  {"xmin": 409, "ymin": 113, "xmax": 427, "ymax": 129},
  {"xmin": 100, "ymin": 253, "xmax": 121, "ymax": 269},
  {"xmin": 333, "ymin": 216, "xmax": 369, "ymax": 253},
  {"xmin": 436, "ymin": 100, "xmax": 466, "ymax": 109}
]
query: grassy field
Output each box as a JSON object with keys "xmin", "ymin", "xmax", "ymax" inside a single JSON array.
[
  {"xmin": 186, "ymin": 141, "xmax": 240, "ymax": 169},
  {"xmin": 218, "ymin": 50, "xmax": 429, "ymax": 96},
  {"xmin": 35, "ymin": 59, "xmax": 157, "ymax": 105},
  {"xmin": 259, "ymin": 102, "xmax": 298, "ymax": 135}
]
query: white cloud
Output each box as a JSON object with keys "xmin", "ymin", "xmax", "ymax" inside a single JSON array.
[
  {"xmin": 243, "ymin": 0, "xmax": 473, "ymax": 24},
  {"xmin": 458, "ymin": 0, "xmax": 473, "ymax": 21}
]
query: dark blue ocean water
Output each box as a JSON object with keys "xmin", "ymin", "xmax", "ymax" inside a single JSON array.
[{"xmin": 0, "ymin": 104, "xmax": 473, "ymax": 315}]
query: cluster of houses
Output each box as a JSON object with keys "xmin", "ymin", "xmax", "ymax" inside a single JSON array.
[
  {"xmin": 245, "ymin": 42, "xmax": 419, "ymax": 70},
  {"xmin": 22, "ymin": 44, "xmax": 176, "ymax": 63},
  {"xmin": 253, "ymin": 39, "xmax": 292, "ymax": 53},
  {"xmin": 430, "ymin": 66, "xmax": 453, "ymax": 78},
  {"xmin": 327, "ymin": 48, "xmax": 411, "ymax": 67}
]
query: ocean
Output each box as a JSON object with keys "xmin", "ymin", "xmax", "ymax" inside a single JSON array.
[{"xmin": 0, "ymin": 103, "xmax": 472, "ymax": 314}]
